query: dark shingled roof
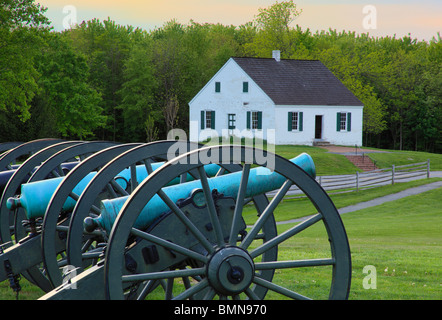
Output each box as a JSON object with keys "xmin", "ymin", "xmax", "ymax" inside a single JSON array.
[{"xmin": 232, "ymin": 57, "xmax": 363, "ymax": 106}]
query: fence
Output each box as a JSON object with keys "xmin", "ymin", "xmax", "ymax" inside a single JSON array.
[
  {"xmin": 273, "ymin": 160, "xmax": 431, "ymax": 198},
  {"xmin": 317, "ymin": 160, "xmax": 431, "ymax": 193}
]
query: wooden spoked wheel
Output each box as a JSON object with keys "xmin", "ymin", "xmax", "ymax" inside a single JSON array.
[{"xmin": 104, "ymin": 146, "xmax": 351, "ymax": 300}]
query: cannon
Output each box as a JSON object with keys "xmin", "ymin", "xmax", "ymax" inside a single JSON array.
[
  {"xmin": 0, "ymin": 140, "xmax": 351, "ymax": 300},
  {"xmin": 40, "ymin": 145, "xmax": 350, "ymax": 300},
  {"xmin": 0, "ymin": 140, "xmax": 120, "ymax": 291},
  {"xmin": 0, "ymin": 141, "xmax": 220, "ymax": 293}
]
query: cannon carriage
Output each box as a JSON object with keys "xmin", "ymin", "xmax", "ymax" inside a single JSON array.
[{"xmin": 0, "ymin": 139, "xmax": 351, "ymax": 300}]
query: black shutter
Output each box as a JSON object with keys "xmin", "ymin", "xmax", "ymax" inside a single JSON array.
[
  {"xmin": 299, "ymin": 112, "xmax": 303, "ymax": 132},
  {"xmin": 288, "ymin": 112, "xmax": 293, "ymax": 131},
  {"xmin": 336, "ymin": 112, "xmax": 341, "ymax": 131},
  {"xmin": 211, "ymin": 111, "xmax": 216, "ymax": 129}
]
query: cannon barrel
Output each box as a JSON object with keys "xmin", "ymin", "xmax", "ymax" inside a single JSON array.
[
  {"xmin": 6, "ymin": 162, "xmax": 222, "ymax": 220},
  {"xmin": 85, "ymin": 152, "xmax": 315, "ymax": 234}
]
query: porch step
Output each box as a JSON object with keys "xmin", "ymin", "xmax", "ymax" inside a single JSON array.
[
  {"xmin": 345, "ymin": 155, "xmax": 377, "ymax": 171},
  {"xmin": 313, "ymin": 140, "xmax": 331, "ymax": 147}
]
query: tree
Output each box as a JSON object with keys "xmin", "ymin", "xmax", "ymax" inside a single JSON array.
[
  {"xmin": 244, "ymin": 0, "xmax": 302, "ymax": 57},
  {"xmin": 410, "ymin": 36, "xmax": 442, "ymax": 152},
  {"xmin": 32, "ymin": 33, "xmax": 106, "ymax": 139},
  {"xmin": 117, "ymin": 35, "xmax": 158, "ymax": 141},
  {"xmin": 65, "ymin": 18, "xmax": 136, "ymax": 141},
  {"xmin": 150, "ymin": 20, "xmax": 189, "ymax": 135},
  {"xmin": 0, "ymin": 0, "xmax": 50, "ymax": 126},
  {"xmin": 163, "ymin": 94, "xmax": 179, "ymax": 132}
]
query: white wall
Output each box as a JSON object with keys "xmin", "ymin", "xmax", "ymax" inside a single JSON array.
[
  {"xmin": 274, "ymin": 105, "xmax": 363, "ymax": 146},
  {"xmin": 189, "ymin": 58, "xmax": 274, "ymax": 142}
]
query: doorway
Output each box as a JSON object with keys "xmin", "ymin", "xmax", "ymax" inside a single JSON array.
[{"xmin": 315, "ymin": 115, "xmax": 323, "ymax": 139}]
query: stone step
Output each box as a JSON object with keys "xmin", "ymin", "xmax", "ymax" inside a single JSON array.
[
  {"xmin": 345, "ymin": 155, "xmax": 377, "ymax": 171},
  {"xmin": 313, "ymin": 140, "xmax": 331, "ymax": 147}
]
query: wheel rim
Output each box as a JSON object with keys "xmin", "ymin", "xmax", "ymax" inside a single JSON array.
[
  {"xmin": 39, "ymin": 142, "xmax": 135, "ymax": 289},
  {"xmin": 7, "ymin": 141, "xmax": 117, "ymax": 292},
  {"xmin": 104, "ymin": 145, "xmax": 351, "ymax": 300}
]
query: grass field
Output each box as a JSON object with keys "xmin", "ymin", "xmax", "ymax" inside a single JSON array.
[
  {"xmin": 1, "ymin": 178, "xmax": 439, "ymax": 300},
  {"xmin": 244, "ymin": 179, "xmax": 442, "ymax": 300},
  {"xmin": 343, "ymin": 187, "xmax": 441, "ymax": 300},
  {"xmin": 368, "ymin": 149, "xmax": 442, "ymax": 171},
  {"xmin": 274, "ymin": 145, "xmax": 442, "ymax": 174},
  {"xmin": 275, "ymin": 145, "xmax": 360, "ymax": 175},
  {"xmin": 265, "ymin": 186, "xmax": 441, "ymax": 300}
]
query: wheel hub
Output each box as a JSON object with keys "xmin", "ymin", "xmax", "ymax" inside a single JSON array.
[{"xmin": 207, "ymin": 247, "xmax": 254, "ymax": 295}]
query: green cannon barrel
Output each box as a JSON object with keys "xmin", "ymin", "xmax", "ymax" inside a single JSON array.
[
  {"xmin": 7, "ymin": 162, "xmax": 222, "ymax": 220},
  {"xmin": 85, "ymin": 153, "xmax": 315, "ymax": 234}
]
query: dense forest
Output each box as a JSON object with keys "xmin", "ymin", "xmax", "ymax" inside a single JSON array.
[{"xmin": 1, "ymin": 0, "xmax": 441, "ymax": 152}]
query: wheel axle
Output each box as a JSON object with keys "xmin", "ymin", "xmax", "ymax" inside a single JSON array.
[{"xmin": 207, "ymin": 246, "xmax": 254, "ymax": 295}]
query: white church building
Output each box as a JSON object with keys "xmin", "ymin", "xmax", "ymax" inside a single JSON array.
[{"xmin": 188, "ymin": 51, "xmax": 363, "ymax": 146}]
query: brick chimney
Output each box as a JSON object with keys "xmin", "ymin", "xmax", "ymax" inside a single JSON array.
[{"xmin": 272, "ymin": 50, "xmax": 281, "ymax": 62}]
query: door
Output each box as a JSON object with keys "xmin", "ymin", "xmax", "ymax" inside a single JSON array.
[{"xmin": 315, "ymin": 115, "xmax": 323, "ymax": 139}]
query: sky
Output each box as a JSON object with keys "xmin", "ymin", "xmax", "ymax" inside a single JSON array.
[{"xmin": 38, "ymin": 0, "xmax": 441, "ymax": 42}]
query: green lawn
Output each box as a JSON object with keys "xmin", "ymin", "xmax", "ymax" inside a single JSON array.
[
  {"xmin": 1, "ymin": 178, "xmax": 439, "ymax": 300},
  {"xmin": 257, "ymin": 185, "xmax": 441, "ymax": 300},
  {"xmin": 368, "ymin": 149, "xmax": 442, "ymax": 171},
  {"xmin": 206, "ymin": 142, "xmax": 442, "ymax": 175},
  {"xmin": 343, "ymin": 187, "xmax": 441, "ymax": 300},
  {"xmin": 274, "ymin": 145, "xmax": 442, "ymax": 175},
  {"xmin": 243, "ymin": 178, "xmax": 442, "ymax": 224},
  {"xmin": 274, "ymin": 145, "xmax": 360, "ymax": 175}
]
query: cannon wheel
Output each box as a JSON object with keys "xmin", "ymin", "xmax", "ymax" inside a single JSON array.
[
  {"xmin": 0, "ymin": 139, "xmax": 63, "ymax": 171},
  {"xmin": 104, "ymin": 145, "xmax": 352, "ymax": 300},
  {"xmin": 40, "ymin": 142, "xmax": 142, "ymax": 288},
  {"xmin": 0, "ymin": 142, "xmax": 23, "ymax": 160},
  {"xmin": 65, "ymin": 141, "xmax": 276, "ymax": 299},
  {"xmin": 9, "ymin": 141, "xmax": 119, "ymax": 291},
  {"xmin": 0, "ymin": 140, "xmax": 81, "ymax": 245},
  {"xmin": 15, "ymin": 141, "xmax": 118, "ymax": 239}
]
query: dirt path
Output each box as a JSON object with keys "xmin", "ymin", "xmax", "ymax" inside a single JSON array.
[{"xmin": 319, "ymin": 145, "xmax": 388, "ymax": 154}]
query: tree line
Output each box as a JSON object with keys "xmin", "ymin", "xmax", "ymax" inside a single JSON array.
[{"xmin": 1, "ymin": 0, "xmax": 441, "ymax": 152}]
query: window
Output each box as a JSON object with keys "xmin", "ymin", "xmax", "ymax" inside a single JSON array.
[
  {"xmin": 246, "ymin": 111, "xmax": 262, "ymax": 130},
  {"xmin": 201, "ymin": 110, "xmax": 215, "ymax": 129},
  {"xmin": 228, "ymin": 114, "xmax": 236, "ymax": 129},
  {"xmin": 288, "ymin": 112, "xmax": 303, "ymax": 132},
  {"xmin": 336, "ymin": 112, "xmax": 351, "ymax": 132},
  {"xmin": 252, "ymin": 111, "xmax": 259, "ymax": 129},
  {"xmin": 243, "ymin": 82, "xmax": 249, "ymax": 93},
  {"xmin": 215, "ymin": 82, "xmax": 221, "ymax": 93},
  {"xmin": 340, "ymin": 112, "xmax": 347, "ymax": 131},
  {"xmin": 206, "ymin": 111, "xmax": 212, "ymax": 129},
  {"xmin": 291, "ymin": 112, "xmax": 298, "ymax": 130}
]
